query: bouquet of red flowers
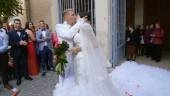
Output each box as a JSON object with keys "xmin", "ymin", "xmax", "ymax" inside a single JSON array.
[{"xmin": 54, "ymin": 41, "xmax": 69, "ymax": 76}]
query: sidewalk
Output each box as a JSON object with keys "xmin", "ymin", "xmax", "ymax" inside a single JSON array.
[
  {"xmin": 136, "ymin": 51, "xmax": 170, "ymax": 70},
  {"xmin": 0, "ymin": 71, "xmax": 57, "ymax": 96}
]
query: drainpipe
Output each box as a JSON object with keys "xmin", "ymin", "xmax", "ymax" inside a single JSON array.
[{"xmin": 25, "ymin": 0, "xmax": 31, "ymax": 21}]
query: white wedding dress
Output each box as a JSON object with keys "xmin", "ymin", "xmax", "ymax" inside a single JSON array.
[{"xmin": 53, "ymin": 22, "xmax": 120, "ymax": 96}]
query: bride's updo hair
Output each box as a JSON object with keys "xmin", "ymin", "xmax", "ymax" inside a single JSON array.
[
  {"xmin": 79, "ymin": 12, "xmax": 91, "ymax": 21},
  {"xmin": 63, "ymin": 8, "xmax": 75, "ymax": 16}
]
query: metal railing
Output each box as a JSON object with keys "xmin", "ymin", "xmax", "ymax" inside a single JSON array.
[{"xmin": 57, "ymin": 0, "xmax": 96, "ymax": 31}]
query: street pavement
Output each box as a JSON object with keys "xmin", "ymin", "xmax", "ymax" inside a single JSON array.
[
  {"xmin": 0, "ymin": 52, "xmax": 169, "ymax": 96},
  {"xmin": 0, "ymin": 71, "xmax": 58, "ymax": 96}
]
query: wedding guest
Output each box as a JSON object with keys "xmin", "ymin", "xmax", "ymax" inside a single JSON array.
[
  {"xmin": 45, "ymin": 23, "xmax": 50, "ymax": 30},
  {"xmin": 9, "ymin": 19, "xmax": 33, "ymax": 86},
  {"xmin": 143, "ymin": 25, "xmax": 151, "ymax": 57},
  {"xmin": 148, "ymin": 24, "xmax": 155, "ymax": 59},
  {"xmin": 51, "ymin": 31, "xmax": 59, "ymax": 48},
  {"xmin": 44, "ymin": 23, "xmax": 54, "ymax": 70},
  {"xmin": 126, "ymin": 25, "xmax": 138, "ymax": 61},
  {"xmin": 0, "ymin": 21, "xmax": 20, "ymax": 95},
  {"xmin": 2, "ymin": 22, "xmax": 16, "ymax": 81},
  {"xmin": 36, "ymin": 20, "xmax": 54, "ymax": 76},
  {"xmin": 139, "ymin": 25, "xmax": 145, "ymax": 56},
  {"xmin": 151, "ymin": 23, "xmax": 164, "ymax": 62},
  {"xmin": 8, "ymin": 23, "xmax": 14, "ymax": 32},
  {"xmin": 25, "ymin": 21, "xmax": 39, "ymax": 75},
  {"xmin": 2, "ymin": 22, "xmax": 10, "ymax": 32},
  {"xmin": 135, "ymin": 25, "xmax": 142, "ymax": 56}
]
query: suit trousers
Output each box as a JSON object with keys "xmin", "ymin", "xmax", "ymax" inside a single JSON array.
[
  {"xmin": 39, "ymin": 46, "xmax": 53, "ymax": 72},
  {"xmin": 0, "ymin": 52, "xmax": 9, "ymax": 85},
  {"xmin": 13, "ymin": 52, "xmax": 29, "ymax": 80},
  {"xmin": 152, "ymin": 44, "xmax": 162, "ymax": 61}
]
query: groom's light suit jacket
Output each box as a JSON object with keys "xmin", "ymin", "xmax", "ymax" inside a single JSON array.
[{"xmin": 55, "ymin": 19, "xmax": 84, "ymax": 77}]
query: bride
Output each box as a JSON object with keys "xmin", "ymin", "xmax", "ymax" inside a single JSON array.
[{"xmin": 53, "ymin": 9, "xmax": 120, "ymax": 96}]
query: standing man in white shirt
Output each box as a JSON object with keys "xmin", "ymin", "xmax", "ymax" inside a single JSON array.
[
  {"xmin": 55, "ymin": 9, "xmax": 84, "ymax": 85},
  {"xmin": 0, "ymin": 21, "xmax": 20, "ymax": 96}
]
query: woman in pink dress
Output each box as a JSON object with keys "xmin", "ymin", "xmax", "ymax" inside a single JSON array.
[{"xmin": 25, "ymin": 21, "xmax": 39, "ymax": 75}]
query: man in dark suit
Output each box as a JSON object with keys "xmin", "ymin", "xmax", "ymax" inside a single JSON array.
[
  {"xmin": 9, "ymin": 19, "xmax": 32, "ymax": 85},
  {"xmin": 0, "ymin": 21, "xmax": 20, "ymax": 95}
]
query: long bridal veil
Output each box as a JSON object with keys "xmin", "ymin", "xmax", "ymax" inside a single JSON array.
[
  {"xmin": 77, "ymin": 23, "xmax": 109, "ymax": 83},
  {"xmin": 73, "ymin": 23, "xmax": 120, "ymax": 96}
]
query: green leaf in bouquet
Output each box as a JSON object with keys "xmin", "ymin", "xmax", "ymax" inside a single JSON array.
[
  {"xmin": 54, "ymin": 41, "xmax": 69, "ymax": 76},
  {"xmin": 55, "ymin": 63, "xmax": 61, "ymax": 75}
]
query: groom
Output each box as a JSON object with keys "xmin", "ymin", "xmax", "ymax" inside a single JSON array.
[{"xmin": 55, "ymin": 9, "xmax": 84, "ymax": 83}]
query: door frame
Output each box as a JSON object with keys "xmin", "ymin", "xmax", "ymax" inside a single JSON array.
[{"xmin": 110, "ymin": 0, "xmax": 126, "ymax": 66}]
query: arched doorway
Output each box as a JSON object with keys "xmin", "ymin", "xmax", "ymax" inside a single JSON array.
[
  {"xmin": 126, "ymin": 0, "xmax": 170, "ymax": 69},
  {"xmin": 126, "ymin": 0, "xmax": 170, "ymax": 51}
]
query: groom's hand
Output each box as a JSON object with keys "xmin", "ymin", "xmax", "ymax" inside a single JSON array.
[
  {"xmin": 76, "ymin": 14, "xmax": 80, "ymax": 20},
  {"xmin": 75, "ymin": 47, "xmax": 81, "ymax": 52},
  {"xmin": 76, "ymin": 14, "xmax": 85, "ymax": 22},
  {"xmin": 71, "ymin": 47, "xmax": 81, "ymax": 54}
]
